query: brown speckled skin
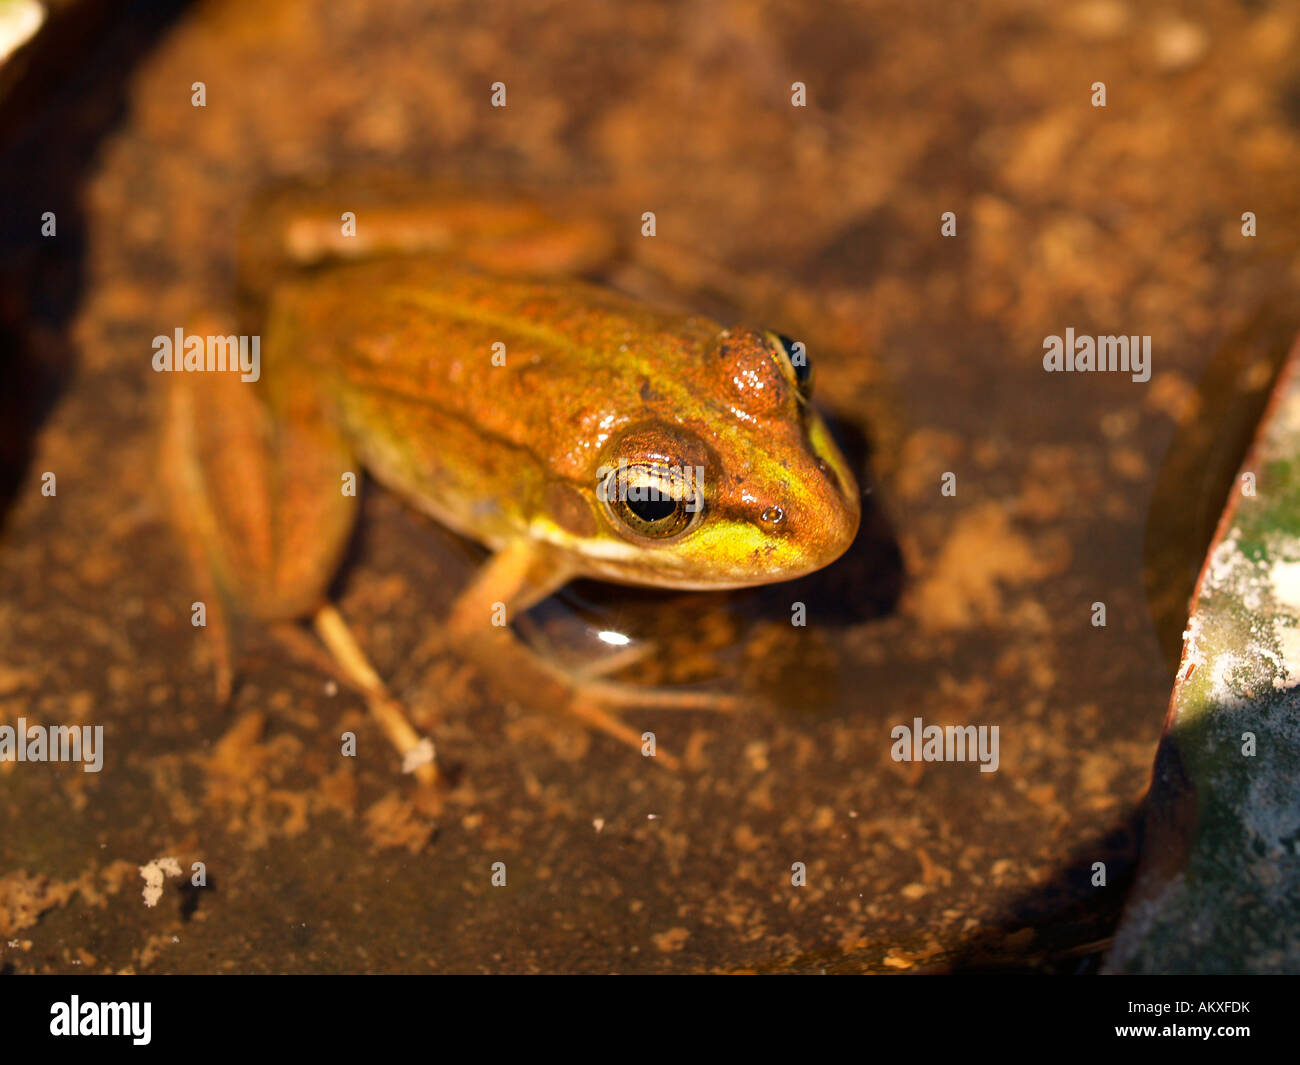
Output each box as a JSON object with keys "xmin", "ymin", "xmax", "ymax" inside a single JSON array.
[{"xmin": 259, "ymin": 255, "xmax": 860, "ymax": 592}]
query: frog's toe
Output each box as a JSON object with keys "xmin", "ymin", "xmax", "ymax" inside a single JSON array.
[
  {"xmin": 569, "ymin": 639, "xmax": 659, "ymax": 680},
  {"xmin": 573, "ymin": 678, "xmax": 742, "ymax": 713},
  {"xmin": 563, "ymin": 695, "xmax": 683, "ymax": 771},
  {"xmin": 555, "ymin": 675, "xmax": 741, "ymax": 769}
]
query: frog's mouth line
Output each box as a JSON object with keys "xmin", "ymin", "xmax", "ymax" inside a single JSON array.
[
  {"xmin": 535, "ymin": 525, "xmax": 847, "ymax": 590},
  {"xmin": 589, "ymin": 569, "xmax": 831, "ymax": 592}
]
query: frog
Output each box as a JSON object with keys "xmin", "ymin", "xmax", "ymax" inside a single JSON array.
[{"xmin": 161, "ymin": 188, "xmax": 861, "ymax": 791}]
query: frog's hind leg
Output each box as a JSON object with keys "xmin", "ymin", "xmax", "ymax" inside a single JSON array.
[
  {"xmin": 161, "ymin": 354, "xmax": 437, "ymax": 788},
  {"xmin": 161, "ymin": 361, "xmax": 253, "ymax": 706},
  {"xmin": 238, "ymin": 181, "xmax": 618, "ymax": 297},
  {"xmin": 161, "ymin": 347, "xmax": 357, "ymax": 620}
]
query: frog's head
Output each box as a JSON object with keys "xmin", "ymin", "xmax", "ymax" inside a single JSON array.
[{"xmin": 577, "ymin": 328, "xmax": 860, "ymax": 590}]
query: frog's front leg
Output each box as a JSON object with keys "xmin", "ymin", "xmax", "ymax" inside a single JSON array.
[
  {"xmin": 442, "ymin": 541, "xmax": 738, "ymax": 770},
  {"xmin": 443, "ymin": 541, "xmax": 675, "ymax": 767}
]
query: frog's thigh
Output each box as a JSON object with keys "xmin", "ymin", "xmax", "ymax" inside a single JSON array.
[{"xmin": 162, "ymin": 367, "xmax": 359, "ymax": 621}]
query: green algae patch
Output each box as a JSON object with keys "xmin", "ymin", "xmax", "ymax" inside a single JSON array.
[{"xmin": 1110, "ymin": 337, "xmax": 1300, "ymax": 973}]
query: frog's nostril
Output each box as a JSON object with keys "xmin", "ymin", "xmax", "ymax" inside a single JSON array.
[
  {"xmin": 817, "ymin": 453, "xmax": 855, "ymax": 501},
  {"xmin": 760, "ymin": 504, "xmax": 785, "ymax": 525}
]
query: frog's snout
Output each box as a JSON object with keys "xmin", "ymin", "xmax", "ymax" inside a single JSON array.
[
  {"xmin": 747, "ymin": 442, "xmax": 860, "ymax": 580},
  {"xmin": 813, "ymin": 415, "xmax": 863, "ymax": 558},
  {"xmin": 825, "ymin": 473, "xmax": 863, "ymax": 563},
  {"xmin": 799, "ymin": 452, "xmax": 861, "ymax": 569}
]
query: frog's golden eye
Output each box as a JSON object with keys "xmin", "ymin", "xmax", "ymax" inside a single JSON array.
[
  {"xmin": 598, "ymin": 463, "xmax": 702, "ymax": 541},
  {"xmin": 769, "ymin": 332, "xmax": 812, "ymax": 397}
]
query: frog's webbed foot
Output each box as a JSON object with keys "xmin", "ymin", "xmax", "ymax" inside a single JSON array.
[{"xmin": 562, "ymin": 673, "xmax": 740, "ymax": 771}]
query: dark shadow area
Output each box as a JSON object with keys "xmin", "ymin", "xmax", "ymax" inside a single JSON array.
[
  {"xmin": 731, "ymin": 804, "xmax": 1143, "ymax": 973},
  {"xmin": 0, "ymin": 0, "xmax": 193, "ymax": 526},
  {"xmin": 938, "ymin": 806, "xmax": 1144, "ymax": 974},
  {"xmin": 744, "ymin": 805, "xmax": 1143, "ymax": 974},
  {"xmin": 1142, "ymin": 305, "xmax": 1300, "ymax": 675},
  {"xmin": 177, "ymin": 871, "xmax": 212, "ymax": 923}
]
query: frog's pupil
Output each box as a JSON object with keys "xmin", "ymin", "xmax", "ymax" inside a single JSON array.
[
  {"xmin": 627, "ymin": 496, "xmax": 678, "ymax": 523},
  {"xmin": 776, "ymin": 333, "xmax": 812, "ymax": 388}
]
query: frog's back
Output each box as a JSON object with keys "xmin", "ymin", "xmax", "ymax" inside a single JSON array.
[{"xmin": 265, "ymin": 257, "xmax": 722, "ymax": 545}]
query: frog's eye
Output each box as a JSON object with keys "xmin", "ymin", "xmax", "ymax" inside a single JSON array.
[
  {"xmin": 770, "ymin": 332, "xmax": 812, "ymax": 396},
  {"xmin": 598, "ymin": 463, "xmax": 702, "ymax": 541}
]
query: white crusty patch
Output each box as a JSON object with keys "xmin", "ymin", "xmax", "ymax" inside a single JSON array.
[
  {"xmin": 402, "ymin": 737, "xmax": 436, "ymax": 774},
  {"xmin": 139, "ymin": 856, "xmax": 182, "ymax": 908},
  {"xmin": 1181, "ymin": 529, "xmax": 1300, "ymax": 703}
]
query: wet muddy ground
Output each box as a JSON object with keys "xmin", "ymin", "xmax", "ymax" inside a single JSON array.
[{"xmin": 4, "ymin": 0, "xmax": 1300, "ymax": 972}]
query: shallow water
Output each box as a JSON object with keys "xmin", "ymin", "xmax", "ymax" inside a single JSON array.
[{"xmin": 3, "ymin": 0, "xmax": 1300, "ymax": 973}]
